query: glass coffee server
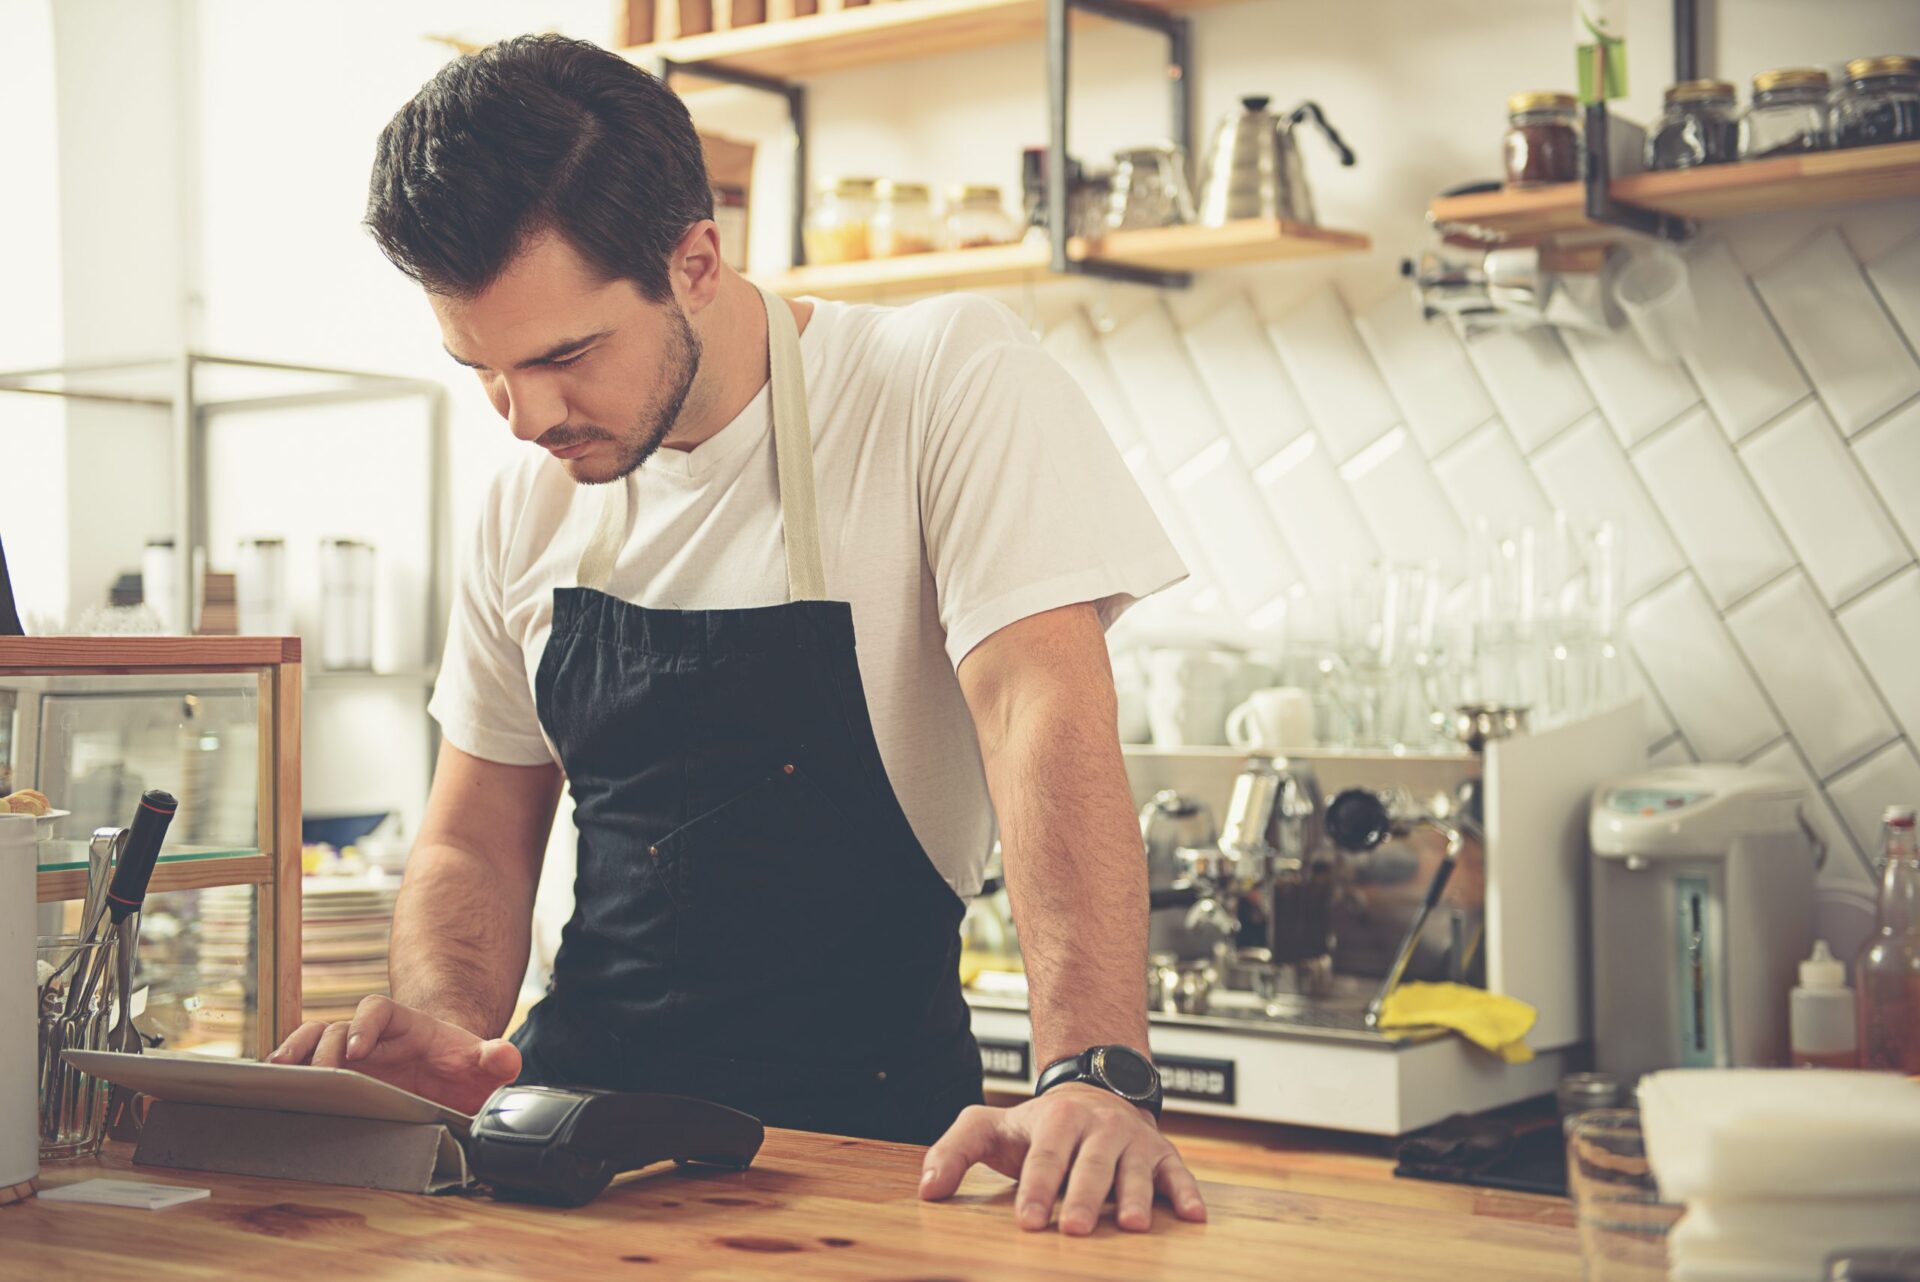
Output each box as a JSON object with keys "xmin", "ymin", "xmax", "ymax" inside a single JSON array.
[{"xmin": 5, "ymin": 637, "xmax": 304, "ymax": 1060}]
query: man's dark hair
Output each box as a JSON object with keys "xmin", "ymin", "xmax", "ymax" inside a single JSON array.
[{"xmin": 365, "ymin": 34, "xmax": 712, "ymax": 302}]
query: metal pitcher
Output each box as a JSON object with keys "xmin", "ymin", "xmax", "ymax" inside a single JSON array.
[{"xmin": 1198, "ymin": 96, "xmax": 1355, "ymax": 227}]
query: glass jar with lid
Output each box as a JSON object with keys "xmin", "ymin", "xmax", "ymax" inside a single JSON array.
[
  {"xmin": 870, "ymin": 180, "xmax": 936, "ymax": 257},
  {"xmin": 944, "ymin": 184, "xmax": 1017, "ymax": 250},
  {"xmin": 803, "ymin": 177, "xmax": 878, "ymax": 266},
  {"xmin": 1503, "ymin": 92, "xmax": 1582, "ymax": 187},
  {"xmin": 1647, "ymin": 79, "xmax": 1740, "ymax": 170},
  {"xmin": 1739, "ymin": 68, "xmax": 1832, "ymax": 158},
  {"xmin": 1832, "ymin": 55, "xmax": 1920, "ymax": 148}
]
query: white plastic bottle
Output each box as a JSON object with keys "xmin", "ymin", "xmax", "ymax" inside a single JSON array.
[{"xmin": 1790, "ymin": 940, "xmax": 1858, "ymax": 1068}]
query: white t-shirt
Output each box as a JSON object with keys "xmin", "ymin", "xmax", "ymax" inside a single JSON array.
[{"xmin": 428, "ymin": 293, "xmax": 1186, "ymax": 896}]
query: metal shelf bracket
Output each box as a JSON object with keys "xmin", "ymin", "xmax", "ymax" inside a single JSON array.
[
  {"xmin": 1046, "ymin": 0, "xmax": 1195, "ymax": 289},
  {"xmin": 658, "ymin": 58, "xmax": 810, "ymax": 268}
]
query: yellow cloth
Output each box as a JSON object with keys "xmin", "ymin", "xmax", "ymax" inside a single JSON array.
[{"xmin": 1374, "ymin": 982, "xmax": 1538, "ymax": 1063}]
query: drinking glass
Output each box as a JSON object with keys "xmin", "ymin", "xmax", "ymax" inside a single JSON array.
[
  {"xmin": 36, "ymin": 935, "xmax": 118, "ymax": 1160},
  {"xmin": 1565, "ymin": 1109, "xmax": 1684, "ymax": 1282}
]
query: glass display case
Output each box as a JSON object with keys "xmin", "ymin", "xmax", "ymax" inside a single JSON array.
[{"xmin": 3, "ymin": 637, "xmax": 302, "ymax": 1058}]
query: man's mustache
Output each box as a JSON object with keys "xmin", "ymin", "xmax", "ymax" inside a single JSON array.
[{"xmin": 537, "ymin": 426, "xmax": 615, "ymax": 449}]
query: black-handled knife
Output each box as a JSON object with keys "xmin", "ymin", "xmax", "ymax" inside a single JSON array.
[{"xmin": 105, "ymin": 790, "xmax": 178, "ymax": 923}]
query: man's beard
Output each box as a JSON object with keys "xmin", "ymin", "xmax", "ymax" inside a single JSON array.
[{"xmin": 564, "ymin": 306, "xmax": 702, "ymax": 485}]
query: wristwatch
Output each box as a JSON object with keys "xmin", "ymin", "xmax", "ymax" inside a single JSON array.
[{"xmin": 1033, "ymin": 1044, "xmax": 1163, "ymax": 1117}]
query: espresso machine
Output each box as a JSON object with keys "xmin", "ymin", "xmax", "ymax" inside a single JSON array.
[{"xmin": 963, "ymin": 700, "xmax": 1649, "ymax": 1134}]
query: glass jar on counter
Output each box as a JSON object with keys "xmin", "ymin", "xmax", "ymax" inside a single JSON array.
[
  {"xmin": 1832, "ymin": 55, "xmax": 1920, "ymax": 148},
  {"xmin": 870, "ymin": 180, "xmax": 936, "ymax": 257},
  {"xmin": 1647, "ymin": 79, "xmax": 1740, "ymax": 170},
  {"xmin": 803, "ymin": 176, "xmax": 878, "ymax": 266},
  {"xmin": 944, "ymin": 184, "xmax": 1017, "ymax": 250},
  {"xmin": 1503, "ymin": 92, "xmax": 1581, "ymax": 187},
  {"xmin": 1739, "ymin": 68, "xmax": 1832, "ymax": 158}
]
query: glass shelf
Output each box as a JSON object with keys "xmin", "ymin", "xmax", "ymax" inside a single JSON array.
[{"xmin": 36, "ymin": 840, "xmax": 265, "ymax": 874}]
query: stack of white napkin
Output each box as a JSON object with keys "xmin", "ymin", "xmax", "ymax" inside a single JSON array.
[{"xmin": 1639, "ymin": 1069, "xmax": 1920, "ymax": 1282}]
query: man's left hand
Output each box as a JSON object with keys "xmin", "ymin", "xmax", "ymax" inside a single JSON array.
[{"xmin": 918, "ymin": 1084, "xmax": 1208, "ymax": 1234}]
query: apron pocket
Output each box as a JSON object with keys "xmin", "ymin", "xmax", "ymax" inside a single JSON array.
[{"xmin": 649, "ymin": 765, "xmax": 870, "ymax": 972}]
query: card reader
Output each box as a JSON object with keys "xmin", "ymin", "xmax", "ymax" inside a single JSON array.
[{"xmin": 467, "ymin": 1085, "xmax": 765, "ymax": 1207}]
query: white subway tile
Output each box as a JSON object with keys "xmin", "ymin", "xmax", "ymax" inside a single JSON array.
[
  {"xmin": 1265, "ymin": 288, "xmax": 1402, "ymax": 463},
  {"xmin": 1725, "ymin": 572, "xmax": 1897, "ymax": 777},
  {"xmin": 1251, "ymin": 432, "xmax": 1379, "ymax": 592},
  {"xmin": 1745, "ymin": 739, "xmax": 1865, "ymax": 871},
  {"xmin": 1626, "ymin": 655, "xmax": 1680, "ymax": 746},
  {"xmin": 1826, "ymin": 740, "xmax": 1920, "ymax": 856},
  {"xmin": 1337, "ymin": 427, "xmax": 1467, "ymax": 576},
  {"xmin": 1043, "ymin": 311, "xmax": 1144, "ymax": 452},
  {"xmin": 1754, "ymin": 227, "xmax": 1920, "ymax": 436},
  {"xmin": 1122, "ymin": 443, "xmax": 1217, "ymax": 616},
  {"xmin": 1720, "ymin": 210, "xmax": 1826, "ymax": 278},
  {"xmin": 1179, "ymin": 295, "xmax": 1314, "ymax": 467},
  {"xmin": 1431, "ymin": 420, "xmax": 1555, "ymax": 539},
  {"xmin": 1843, "ymin": 197, "xmax": 1920, "ymax": 267},
  {"xmin": 1462, "ymin": 326, "xmax": 1594, "ymax": 452},
  {"xmin": 1101, "ymin": 301, "xmax": 1227, "ymax": 471},
  {"xmin": 1865, "ymin": 230, "xmax": 1920, "ymax": 358},
  {"xmin": 1626, "ymin": 574, "xmax": 1782, "ymax": 762},
  {"xmin": 1169, "ymin": 438, "xmax": 1302, "ymax": 616},
  {"xmin": 1531, "ymin": 415, "xmax": 1686, "ymax": 599},
  {"xmin": 1563, "ymin": 325, "xmax": 1701, "ymax": 447},
  {"xmin": 1679, "ymin": 240, "xmax": 1810, "ymax": 441},
  {"xmin": 1740, "ymin": 400, "xmax": 1910, "ymax": 606},
  {"xmin": 1649, "ymin": 737, "xmax": 1695, "ymax": 767},
  {"xmin": 1634, "ymin": 407, "xmax": 1795, "ymax": 608},
  {"xmin": 1838, "ymin": 566, "xmax": 1920, "ymax": 748},
  {"xmin": 1353, "ymin": 289, "xmax": 1495, "ymax": 458},
  {"xmin": 1852, "ymin": 396, "xmax": 1920, "ymax": 551}
]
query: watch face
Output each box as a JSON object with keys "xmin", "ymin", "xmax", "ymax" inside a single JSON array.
[{"xmin": 1095, "ymin": 1047, "xmax": 1158, "ymax": 1098}]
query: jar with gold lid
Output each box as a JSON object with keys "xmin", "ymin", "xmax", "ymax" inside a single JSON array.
[
  {"xmin": 871, "ymin": 180, "xmax": 937, "ymax": 257},
  {"xmin": 1833, "ymin": 55, "xmax": 1920, "ymax": 148},
  {"xmin": 1503, "ymin": 91, "xmax": 1581, "ymax": 187},
  {"xmin": 803, "ymin": 177, "xmax": 878, "ymax": 266},
  {"xmin": 1739, "ymin": 68, "xmax": 1832, "ymax": 158},
  {"xmin": 1647, "ymin": 79, "xmax": 1740, "ymax": 171},
  {"xmin": 944, "ymin": 184, "xmax": 1017, "ymax": 250}
]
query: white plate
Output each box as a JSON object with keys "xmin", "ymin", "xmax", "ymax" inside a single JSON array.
[{"xmin": 33, "ymin": 809, "xmax": 72, "ymax": 838}]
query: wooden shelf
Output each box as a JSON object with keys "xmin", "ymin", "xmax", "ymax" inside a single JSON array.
[
  {"xmin": 1430, "ymin": 140, "xmax": 1920, "ymax": 240},
  {"xmin": 754, "ymin": 219, "xmax": 1370, "ymax": 300},
  {"xmin": 0, "ymin": 636, "xmax": 301, "ymax": 674},
  {"xmin": 624, "ymin": 0, "xmax": 1234, "ymax": 91}
]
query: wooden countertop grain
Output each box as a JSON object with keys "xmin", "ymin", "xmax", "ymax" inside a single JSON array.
[{"xmin": 5, "ymin": 1126, "xmax": 1580, "ymax": 1281}]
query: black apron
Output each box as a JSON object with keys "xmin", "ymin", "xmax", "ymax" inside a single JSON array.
[{"xmin": 510, "ymin": 285, "xmax": 983, "ymax": 1144}]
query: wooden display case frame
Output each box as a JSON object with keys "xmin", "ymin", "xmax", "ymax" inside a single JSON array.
[{"xmin": 3, "ymin": 636, "xmax": 302, "ymax": 1053}]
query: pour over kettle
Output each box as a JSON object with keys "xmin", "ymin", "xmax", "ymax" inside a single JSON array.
[{"xmin": 1198, "ymin": 96, "xmax": 1355, "ymax": 227}]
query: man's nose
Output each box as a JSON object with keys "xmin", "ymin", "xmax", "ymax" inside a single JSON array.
[{"xmin": 499, "ymin": 375, "xmax": 565, "ymax": 444}]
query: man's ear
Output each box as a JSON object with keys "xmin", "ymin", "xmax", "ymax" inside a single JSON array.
[{"xmin": 672, "ymin": 220, "xmax": 724, "ymax": 314}]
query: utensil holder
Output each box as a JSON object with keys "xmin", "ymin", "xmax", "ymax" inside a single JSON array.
[{"xmin": 36, "ymin": 934, "xmax": 120, "ymax": 1160}]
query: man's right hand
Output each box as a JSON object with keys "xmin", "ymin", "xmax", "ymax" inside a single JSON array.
[{"xmin": 268, "ymin": 994, "xmax": 522, "ymax": 1115}]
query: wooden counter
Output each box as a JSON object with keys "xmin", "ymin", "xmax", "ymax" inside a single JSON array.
[{"xmin": 6, "ymin": 1126, "xmax": 1579, "ymax": 1281}]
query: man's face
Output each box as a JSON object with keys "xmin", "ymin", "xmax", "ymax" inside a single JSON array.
[{"xmin": 432, "ymin": 230, "xmax": 700, "ymax": 485}]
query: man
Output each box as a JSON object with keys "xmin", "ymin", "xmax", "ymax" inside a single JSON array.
[{"xmin": 272, "ymin": 34, "xmax": 1204, "ymax": 1235}]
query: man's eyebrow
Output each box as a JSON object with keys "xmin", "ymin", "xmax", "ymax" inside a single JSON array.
[{"xmin": 443, "ymin": 329, "xmax": 614, "ymax": 371}]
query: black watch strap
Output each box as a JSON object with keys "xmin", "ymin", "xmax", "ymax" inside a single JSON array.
[{"xmin": 1034, "ymin": 1045, "xmax": 1163, "ymax": 1116}]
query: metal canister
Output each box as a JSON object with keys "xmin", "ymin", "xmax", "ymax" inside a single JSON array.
[{"xmin": 1557, "ymin": 1071, "xmax": 1629, "ymax": 1124}]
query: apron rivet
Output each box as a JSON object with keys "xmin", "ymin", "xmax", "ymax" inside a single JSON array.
[
  {"xmin": 783, "ymin": 763, "xmax": 796, "ymax": 775},
  {"xmin": 876, "ymin": 1070, "xmax": 888, "ymax": 1083},
  {"xmin": 648, "ymin": 845, "xmax": 659, "ymax": 857}
]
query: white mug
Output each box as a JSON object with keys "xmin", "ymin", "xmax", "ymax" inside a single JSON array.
[
  {"xmin": 1112, "ymin": 650, "xmax": 1152, "ymax": 744},
  {"xmin": 1226, "ymin": 686, "xmax": 1317, "ymax": 752},
  {"xmin": 1147, "ymin": 649, "xmax": 1240, "ymax": 747}
]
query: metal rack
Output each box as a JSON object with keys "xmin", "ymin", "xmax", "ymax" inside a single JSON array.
[
  {"xmin": 1581, "ymin": 0, "xmax": 1699, "ymax": 242},
  {"xmin": 654, "ymin": 0, "xmax": 1202, "ymax": 287},
  {"xmin": 0, "ymin": 352, "xmax": 453, "ymax": 777}
]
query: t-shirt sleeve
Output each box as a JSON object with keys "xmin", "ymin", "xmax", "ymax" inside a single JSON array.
[
  {"xmin": 427, "ymin": 468, "xmax": 555, "ymax": 767},
  {"xmin": 917, "ymin": 299, "xmax": 1188, "ymax": 669}
]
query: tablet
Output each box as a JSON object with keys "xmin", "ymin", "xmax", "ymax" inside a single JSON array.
[{"xmin": 63, "ymin": 1050, "xmax": 475, "ymax": 1132}]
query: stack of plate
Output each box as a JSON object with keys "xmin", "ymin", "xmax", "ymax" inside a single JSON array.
[
  {"xmin": 187, "ymin": 884, "xmax": 256, "ymax": 1050},
  {"xmin": 299, "ymin": 877, "xmax": 398, "ymax": 1025}
]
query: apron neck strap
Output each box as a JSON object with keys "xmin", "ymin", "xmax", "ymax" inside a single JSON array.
[{"xmin": 574, "ymin": 285, "xmax": 827, "ymax": 601}]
